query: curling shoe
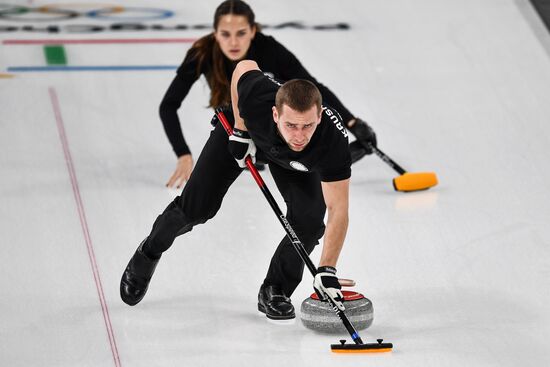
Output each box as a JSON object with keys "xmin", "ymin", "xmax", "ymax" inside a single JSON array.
[
  {"xmin": 258, "ymin": 284, "xmax": 295, "ymax": 320},
  {"xmin": 120, "ymin": 238, "xmax": 160, "ymax": 306}
]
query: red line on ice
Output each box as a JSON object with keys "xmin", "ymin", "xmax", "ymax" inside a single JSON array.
[
  {"xmin": 4, "ymin": 38, "xmax": 197, "ymax": 45},
  {"xmin": 49, "ymin": 87, "xmax": 121, "ymax": 367}
]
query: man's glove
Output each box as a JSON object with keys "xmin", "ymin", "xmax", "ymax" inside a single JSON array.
[
  {"xmin": 313, "ymin": 266, "xmax": 345, "ymax": 311},
  {"xmin": 348, "ymin": 118, "xmax": 377, "ymax": 154},
  {"xmin": 228, "ymin": 128, "xmax": 256, "ymax": 168}
]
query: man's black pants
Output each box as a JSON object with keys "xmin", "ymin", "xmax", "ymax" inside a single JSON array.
[{"xmin": 143, "ymin": 122, "xmax": 326, "ymax": 297}]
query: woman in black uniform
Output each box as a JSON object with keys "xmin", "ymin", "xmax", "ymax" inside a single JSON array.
[{"xmin": 163, "ymin": 0, "xmax": 377, "ymax": 188}]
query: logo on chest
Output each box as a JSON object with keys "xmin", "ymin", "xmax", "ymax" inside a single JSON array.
[{"xmin": 290, "ymin": 161, "xmax": 309, "ymax": 172}]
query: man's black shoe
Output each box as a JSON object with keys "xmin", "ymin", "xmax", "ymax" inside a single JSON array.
[
  {"xmin": 257, "ymin": 284, "xmax": 295, "ymax": 320},
  {"xmin": 120, "ymin": 238, "xmax": 160, "ymax": 306}
]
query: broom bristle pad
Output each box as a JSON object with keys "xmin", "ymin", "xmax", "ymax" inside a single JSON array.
[{"xmin": 394, "ymin": 172, "xmax": 438, "ymax": 192}]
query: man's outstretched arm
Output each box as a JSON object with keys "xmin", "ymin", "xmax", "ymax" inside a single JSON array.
[
  {"xmin": 319, "ymin": 178, "xmax": 350, "ymax": 267},
  {"xmin": 313, "ymin": 178, "xmax": 350, "ymax": 310}
]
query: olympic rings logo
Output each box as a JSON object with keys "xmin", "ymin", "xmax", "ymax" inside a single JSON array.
[{"xmin": 0, "ymin": 3, "xmax": 174, "ymax": 21}]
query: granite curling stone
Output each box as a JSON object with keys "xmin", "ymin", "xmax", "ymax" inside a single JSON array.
[{"xmin": 300, "ymin": 290, "xmax": 373, "ymax": 333}]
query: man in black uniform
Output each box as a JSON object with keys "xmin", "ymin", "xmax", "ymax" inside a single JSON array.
[{"xmin": 120, "ymin": 60, "xmax": 350, "ymax": 319}]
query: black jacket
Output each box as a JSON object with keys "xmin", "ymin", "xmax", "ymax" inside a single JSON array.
[{"xmin": 159, "ymin": 32, "xmax": 355, "ymax": 157}]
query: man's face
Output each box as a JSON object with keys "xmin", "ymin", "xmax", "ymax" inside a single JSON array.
[{"xmin": 272, "ymin": 104, "xmax": 321, "ymax": 152}]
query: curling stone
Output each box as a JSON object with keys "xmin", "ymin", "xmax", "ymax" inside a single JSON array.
[{"xmin": 300, "ymin": 291, "xmax": 373, "ymax": 333}]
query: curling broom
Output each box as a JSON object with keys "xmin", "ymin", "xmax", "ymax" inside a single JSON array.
[{"xmin": 369, "ymin": 144, "xmax": 438, "ymax": 192}]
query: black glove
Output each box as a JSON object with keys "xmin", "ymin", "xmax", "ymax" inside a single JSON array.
[
  {"xmin": 228, "ymin": 128, "xmax": 256, "ymax": 168},
  {"xmin": 349, "ymin": 141, "xmax": 368, "ymax": 164},
  {"xmin": 313, "ymin": 266, "xmax": 345, "ymax": 311},
  {"xmin": 348, "ymin": 118, "xmax": 377, "ymax": 154}
]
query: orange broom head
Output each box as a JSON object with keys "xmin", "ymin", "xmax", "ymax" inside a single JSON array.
[
  {"xmin": 331, "ymin": 347, "xmax": 393, "ymax": 354},
  {"xmin": 331, "ymin": 340, "xmax": 393, "ymax": 353},
  {"xmin": 393, "ymin": 172, "xmax": 438, "ymax": 192}
]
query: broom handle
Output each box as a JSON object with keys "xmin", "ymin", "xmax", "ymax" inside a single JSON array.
[
  {"xmin": 215, "ymin": 108, "xmax": 364, "ymax": 345},
  {"xmin": 368, "ymin": 144, "xmax": 407, "ymax": 175}
]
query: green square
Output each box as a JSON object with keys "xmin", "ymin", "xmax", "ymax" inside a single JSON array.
[{"xmin": 44, "ymin": 45, "xmax": 67, "ymax": 65}]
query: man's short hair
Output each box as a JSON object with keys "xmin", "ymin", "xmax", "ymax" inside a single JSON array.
[{"xmin": 275, "ymin": 79, "xmax": 322, "ymax": 114}]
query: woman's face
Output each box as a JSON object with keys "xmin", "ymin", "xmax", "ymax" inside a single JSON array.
[{"xmin": 214, "ymin": 14, "xmax": 256, "ymax": 61}]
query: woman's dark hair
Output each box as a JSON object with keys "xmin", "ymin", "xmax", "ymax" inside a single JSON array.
[{"xmin": 192, "ymin": 0, "xmax": 258, "ymax": 108}]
